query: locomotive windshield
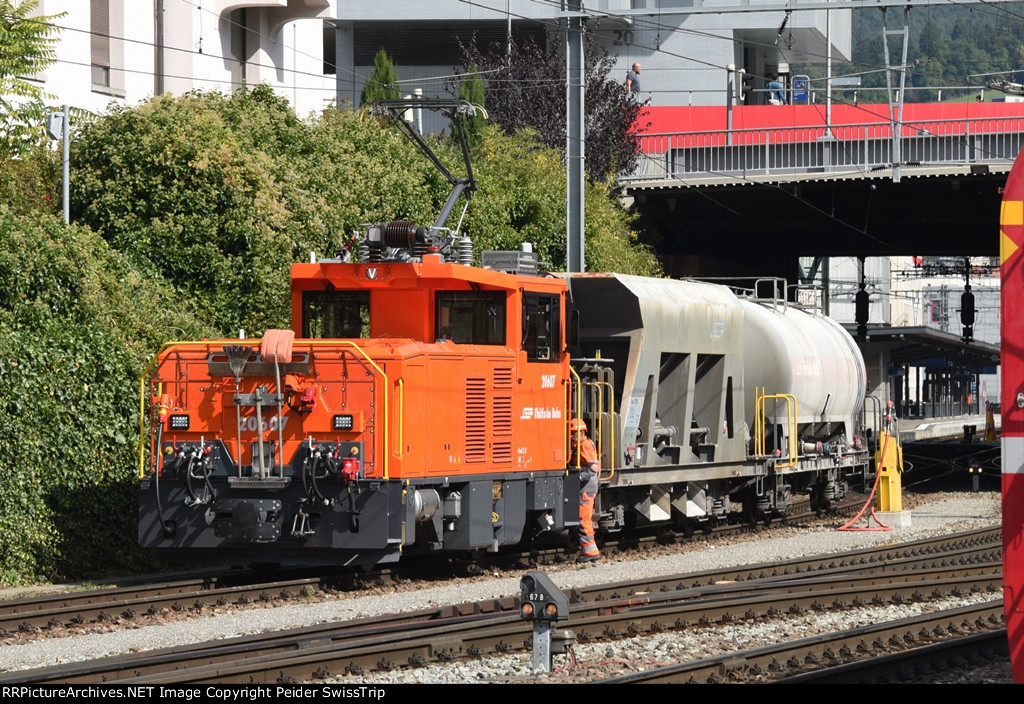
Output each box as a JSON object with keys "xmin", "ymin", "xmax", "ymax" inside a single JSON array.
[
  {"xmin": 302, "ymin": 290, "xmax": 370, "ymax": 338},
  {"xmin": 522, "ymin": 292, "xmax": 561, "ymax": 362},
  {"xmin": 436, "ymin": 291, "xmax": 506, "ymax": 344}
]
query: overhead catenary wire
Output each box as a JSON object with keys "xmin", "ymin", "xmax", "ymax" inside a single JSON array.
[
  {"xmin": 16, "ymin": 1, "xmax": 1024, "ymax": 116},
  {"xmin": 15, "ymin": 0, "xmax": 1024, "ymax": 182}
]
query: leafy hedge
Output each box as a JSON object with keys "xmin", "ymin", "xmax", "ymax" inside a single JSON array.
[
  {"xmin": 71, "ymin": 87, "xmax": 459, "ymax": 336},
  {"xmin": 0, "ymin": 201, "xmax": 214, "ymax": 583}
]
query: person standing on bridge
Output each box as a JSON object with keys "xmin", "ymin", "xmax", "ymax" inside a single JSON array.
[
  {"xmin": 767, "ymin": 73, "xmax": 786, "ymax": 105},
  {"xmin": 626, "ymin": 63, "xmax": 642, "ymax": 96}
]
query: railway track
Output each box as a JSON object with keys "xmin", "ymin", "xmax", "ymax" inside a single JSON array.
[
  {"xmin": 772, "ymin": 629, "xmax": 1009, "ymax": 684},
  {"xmin": 0, "ymin": 492, "xmax": 875, "ymax": 641},
  {"xmin": 0, "ymin": 574, "xmax": 327, "ymax": 638},
  {"xmin": 597, "ymin": 601, "xmax": 1005, "ymax": 684},
  {"xmin": 0, "ymin": 526, "xmax": 1001, "ymax": 684}
]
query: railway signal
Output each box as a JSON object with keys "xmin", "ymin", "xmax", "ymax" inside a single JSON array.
[{"xmin": 520, "ymin": 571, "xmax": 571, "ymax": 673}]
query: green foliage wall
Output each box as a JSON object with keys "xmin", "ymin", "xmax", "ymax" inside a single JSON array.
[{"xmin": 0, "ymin": 204, "xmax": 214, "ymax": 584}]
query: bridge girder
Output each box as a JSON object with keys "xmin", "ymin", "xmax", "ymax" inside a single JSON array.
[{"xmin": 629, "ymin": 170, "xmax": 1004, "ymax": 280}]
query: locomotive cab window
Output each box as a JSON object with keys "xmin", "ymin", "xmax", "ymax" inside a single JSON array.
[
  {"xmin": 436, "ymin": 291, "xmax": 506, "ymax": 345},
  {"xmin": 522, "ymin": 293, "xmax": 561, "ymax": 362},
  {"xmin": 302, "ymin": 291, "xmax": 370, "ymax": 338}
]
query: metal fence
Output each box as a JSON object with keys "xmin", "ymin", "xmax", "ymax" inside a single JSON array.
[{"xmin": 626, "ymin": 115, "xmax": 1024, "ymax": 181}]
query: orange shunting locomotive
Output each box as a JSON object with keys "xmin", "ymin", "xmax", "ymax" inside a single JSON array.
[{"xmin": 139, "ymin": 237, "xmax": 575, "ymax": 566}]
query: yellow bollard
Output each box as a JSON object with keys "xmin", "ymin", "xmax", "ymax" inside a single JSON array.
[
  {"xmin": 985, "ymin": 405, "xmax": 997, "ymax": 442},
  {"xmin": 875, "ymin": 429, "xmax": 904, "ymax": 513}
]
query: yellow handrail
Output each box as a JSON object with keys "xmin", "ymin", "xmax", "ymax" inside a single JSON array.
[
  {"xmin": 567, "ymin": 366, "xmax": 582, "ymax": 468},
  {"xmin": 586, "ymin": 380, "xmax": 616, "ymax": 482},
  {"xmin": 755, "ymin": 387, "xmax": 798, "ymax": 469},
  {"xmin": 137, "ymin": 339, "xmax": 393, "ymax": 480}
]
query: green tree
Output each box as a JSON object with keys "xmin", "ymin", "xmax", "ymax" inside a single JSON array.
[
  {"xmin": 465, "ymin": 126, "xmax": 660, "ymax": 276},
  {"xmin": 456, "ymin": 66, "xmax": 486, "ymax": 150},
  {"xmin": 0, "ymin": 0, "xmax": 65, "ymax": 155},
  {"xmin": 459, "ymin": 36, "xmax": 646, "ymax": 181},
  {"xmin": 360, "ymin": 48, "xmax": 401, "ymax": 105}
]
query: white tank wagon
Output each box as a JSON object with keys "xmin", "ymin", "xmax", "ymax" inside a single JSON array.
[
  {"xmin": 739, "ymin": 294, "xmax": 867, "ymax": 460},
  {"xmin": 567, "ymin": 273, "xmax": 870, "ymax": 530}
]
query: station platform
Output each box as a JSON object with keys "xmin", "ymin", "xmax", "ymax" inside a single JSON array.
[{"xmin": 897, "ymin": 413, "xmax": 999, "ymax": 444}]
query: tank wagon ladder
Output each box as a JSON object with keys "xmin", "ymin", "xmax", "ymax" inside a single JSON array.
[{"xmin": 754, "ymin": 388, "xmax": 798, "ymax": 468}]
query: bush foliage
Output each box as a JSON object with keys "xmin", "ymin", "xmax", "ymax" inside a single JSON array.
[
  {"xmin": 0, "ymin": 204, "xmax": 214, "ymax": 583},
  {"xmin": 0, "ymin": 87, "xmax": 658, "ymax": 585}
]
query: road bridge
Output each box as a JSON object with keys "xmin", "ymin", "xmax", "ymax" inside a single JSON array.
[
  {"xmin": 622, "ymin": 103, "xmax": 1024, "ymax": 280},
  {"xmin": 621, "ymin": 103, "xmax": 1010, "ymax": 424}
]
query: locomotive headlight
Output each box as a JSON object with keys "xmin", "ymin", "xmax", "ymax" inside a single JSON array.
[
  {"xmin": 333, "ymin": 414, "xmax": 354, "ymax": 431},
  {"xmin": 168, "ymin": 414, "xmax": 190, "ymax": 431}
]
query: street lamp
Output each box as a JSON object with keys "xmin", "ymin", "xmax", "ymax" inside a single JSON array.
[{"xmin": 45, "ymin": 104, "xmax": 69, "ymax": 225}]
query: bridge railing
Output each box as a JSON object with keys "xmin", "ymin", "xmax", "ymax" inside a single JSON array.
[{"xmin": 626, "ymin": 115, "xmax": 1024, "ymax": 181}]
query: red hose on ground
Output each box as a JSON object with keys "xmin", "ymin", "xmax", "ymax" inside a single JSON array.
[{"xmin": 838, "ymin": 431, "xmax": 892, "ymax": 532}]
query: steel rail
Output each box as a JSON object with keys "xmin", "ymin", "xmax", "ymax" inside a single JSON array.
[
  {"xmin": 772, "ymin": 628, "xmax": 1009, "ymax": 683},
  {"xmin": 3, "ymin": 535, "xmax": 999, "ymax": 684},
  {"xmin": 595, "ymin": 601, "xmax": 1004, "ymax": 684}
]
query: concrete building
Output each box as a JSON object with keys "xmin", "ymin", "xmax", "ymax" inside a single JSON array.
[
  {"xmin": 25, "ymin": 1, "xmax": 334, "ymax": 118},
  {"xmin": 328, "ymin": 1, "xmax": 849, "ymax": 110}
]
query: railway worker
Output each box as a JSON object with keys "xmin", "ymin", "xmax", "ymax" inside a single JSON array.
[{"xmin": 569, "ymin": 418, "xmax": 602, "ymax": 563}]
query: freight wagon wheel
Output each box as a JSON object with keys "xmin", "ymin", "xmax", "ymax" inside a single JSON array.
[
  {"xmin": 674, "ymin": 515, "xmax": 694, "ymax": 539},
  {"xmin": 811, "ymin": 486, "xmax": 835, "ymax": 514},
  {"xmin": 757, "ymin": 494, "xmax": 774, "ymax": 527},
  {"xmin": 741, "ymin": 492, "xmax": 759, "ymax": 526}
]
